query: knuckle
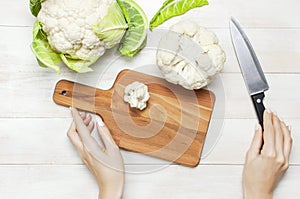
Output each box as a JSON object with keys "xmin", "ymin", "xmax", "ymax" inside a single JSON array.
[
  {"xmin": 82, "ymin": 158, "xmax": 89, "ymax": 165},
  {"xmin": 266, "ymin": 151, "xmax": 276, "ymax": 158},
  {"xmin": 282, "ymin": 163, "xmax": 289, "ymax": 171},
  {"xmin": 67, "ymin": 131, "xmax": 72, "ymax": 138},
  {"xmin": 276, "ymin": 156, "xmax": 285, "ymax": 165},
  {"xmin": 82, "ymin": 151, "xmax": 92, "ymax": 161}
]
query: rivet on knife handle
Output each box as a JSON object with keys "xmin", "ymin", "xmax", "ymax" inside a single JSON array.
[{"xmin": 251, "ymin": 92, "xmax": 266, "ymax": 131}]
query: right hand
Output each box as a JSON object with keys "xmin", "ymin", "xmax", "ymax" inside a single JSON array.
[
  {"xmin": 243, "ymin": 110, "xmax": 292, "ymax": 199},
  {"xmin": 67, "ymin": 107, "xmax": 124, "ymax": 199}
]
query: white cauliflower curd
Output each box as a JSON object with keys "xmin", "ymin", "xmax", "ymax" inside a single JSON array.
[
  {"xmin": 156, "ymin": 20, "xmax": 226, "ymax": 90},
  {"xmin": 38, "ymin": 0, "xmax": 113, "ymax": 60},
  {"xmin": 124, "ymin": 82, "xmax": 150, "ymax": 110}
]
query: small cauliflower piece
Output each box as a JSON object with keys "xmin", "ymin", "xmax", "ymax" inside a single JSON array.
[
  {"xmin": 124, "ymin": 82, "xmax": 150, "ymax": 110},
  {"xmin": 156, "ymin": 20, "xmax": 226, "ymax": 90}
]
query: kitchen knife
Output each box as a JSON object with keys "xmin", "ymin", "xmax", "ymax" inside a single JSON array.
[{"xmin": 229, "ymin": 17, "xmax": 269, "ymax": 130}]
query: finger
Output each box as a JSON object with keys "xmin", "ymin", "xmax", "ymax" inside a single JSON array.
[
  {"xmin": 67, "ymin": 122, "xmax": 83, "ymax": 152},
  {"xmin": 70, "ymin": 107, "xmax": 100, "ymax": 150},
  {"xmin": 71, "ymin": 107, "xmax": 94, "ymax": 143},
  {"xmin": 67, "ymin": 118, "xmax": 98, "ymax": 176},
  {"xmin": 67, "ymin": 127, "xmax": 97, "ymax": 173},
  {"xmin": 247, "ymin": 124, "xmax": 263, "ymax": 160},
  {"xmin": 96, "ymin": 119, "xmax": 118, "ymax": 150},
  {"xmin": 97, "ymin": 120, "xmax": 116, "ymax": 145},
  {"xmin": 281, "ymin": 122, "xmax": 293, "ymax": 161},
  {"xmin": 80, "ymin": 112, "xmax": 87, "ymax": 120},
  {"xmin": 83, "ymin": 114, "xmax": 92, "ymax": 126},
  {"xmin": 67, "ymin": 120, "xmax": 76, "ymax": 135},
  {"xmin": 273, "ymin": 114, "xmax": 284, "ymax": 157},
  {"xmin": 262, "ymin": 110, "xmax": 276, "ymax": 156},
  {"xmin": 87, "ymin": 120, "xmax": 95, "ymax": 132}
]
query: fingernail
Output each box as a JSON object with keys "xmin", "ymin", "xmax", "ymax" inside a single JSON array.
[
  {"xmin": 288, "ymin": 125, "xmax": 292, "ymax": 132},
  {"xmin": 266, "ymin": 108, "xmax": 272, "ymax": 114},
  {"xmin": 97, "ymin": 117, "xmax": 105, "ymax": 127}
]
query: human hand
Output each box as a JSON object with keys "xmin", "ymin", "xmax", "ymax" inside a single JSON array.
[
  {"xmin": 243, "ymin": 110, "xmax": 292, "ymax": 199},
  {"xmin": 67, "ymin": 107, "xmax": 124, "ymax": 199}
]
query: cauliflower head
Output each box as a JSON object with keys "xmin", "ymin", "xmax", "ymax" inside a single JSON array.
[
  {"xmin": 156, "ymin": 20, "xmax": 226, "ymax": 90},
  {"xmin": 30, "ymin": 0, "xmax": 128, "ymax": 73},
  {"xmin": 38, "ymin": 0, "xmax": 113, "ymax": 60}
]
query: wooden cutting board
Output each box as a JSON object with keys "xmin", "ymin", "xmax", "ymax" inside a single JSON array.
[{"xmin": 53, "ymin": 70, "xmax": 215, "ymax": 167}]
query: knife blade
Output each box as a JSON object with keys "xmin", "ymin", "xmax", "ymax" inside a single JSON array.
[{"xmin": 229, "ymin": 17, "xmax": 269, "ymax": 129}]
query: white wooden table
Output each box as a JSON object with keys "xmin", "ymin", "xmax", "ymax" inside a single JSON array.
[{"xmin": 0, "ymin": 0, "xmax": 299, "ymax": 198}]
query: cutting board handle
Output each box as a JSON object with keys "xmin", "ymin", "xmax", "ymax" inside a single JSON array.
[{"xmin": 53, "ymin": 79, "xmax": 112, "ymax": 113}]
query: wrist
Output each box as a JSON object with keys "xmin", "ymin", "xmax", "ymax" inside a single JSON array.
[
  {"xmin": 98, "ymin": 177, "xmax": 124, "ymax": 199},
  {"xmin": 244, "ymin": 191, "xmax": 273, "ymax": 199},
  {"xmin": 99, "ymin": 187, "xmax": 123, "ymax": 199}
]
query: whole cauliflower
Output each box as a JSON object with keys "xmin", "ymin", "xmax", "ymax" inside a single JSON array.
[
  {"xmin": 38, "ymin": 0, "xmax": 113, "ymax": 60},
  {"xmin": 30, "ymin": 0, "xmax": 128, "ymax": 73},
  {"xmin": 156, "ymin": 20, "xmax": 226, "ymax": 90}
]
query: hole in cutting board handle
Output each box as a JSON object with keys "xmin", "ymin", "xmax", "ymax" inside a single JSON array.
[{"xmin": 61, "ymin": 90, "xmax": 67, "ymax": 96}]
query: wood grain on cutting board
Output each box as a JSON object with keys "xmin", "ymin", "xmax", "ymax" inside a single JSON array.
[{"xmin": 53, "ymin": 70, "xmax": 215, "ymax": 167}]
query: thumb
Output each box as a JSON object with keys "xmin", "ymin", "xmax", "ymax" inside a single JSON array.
[{"xmin": 246, "ymin": 124, "xmax": 263, "ymax": 160}]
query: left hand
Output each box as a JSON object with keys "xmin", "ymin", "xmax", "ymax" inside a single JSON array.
[{"xmin": 67, "ymin": 107, "xmax": 124, "ymax": 199}]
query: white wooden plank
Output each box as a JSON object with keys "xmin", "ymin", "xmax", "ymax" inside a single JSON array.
[
  {"xmin": 0, "ymin": 118, "xmax": 298, "ymax": 165},
  {"xmin": 202, "ymin": 119, "xmax": 299, "ymax": 165},
  {"xmin": 0, "ymin": 165, "xmax": 99, "ymax": 199},
  {"xmin": 217, "ymin": 28, "xmax": 300, "ymax": 73},
  {"xmin": 0, "ymin": 0, "xmax": 34, "ymax": 26},
  {"xmin": 2, "ymin": 0, "xmax": 300, "ymax": 28},
  {"xmin": 0, "ymin": 73, "xmax": 299, "ymax": 118},
  {"xmin": 0, "ymin": 118, "xmax": 168, "ymax": 166},
  {"xmin": 0, "ymin": 73, "xmax": 73, "ymax": 118},
  {"xmin": 220, "ymin": 74, "xmax": 300, "ymax": 119},
  {"xmin": 0, "ymin": 165, "xmax": 299, "ymax": 199},
  {"xmin": 1, "ymin": 27, "xmax": 300, "ymax": 73}
]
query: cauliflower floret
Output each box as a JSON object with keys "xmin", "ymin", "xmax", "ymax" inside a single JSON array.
[
  {"xmin": 156, "ymin": 20, "xmax": 226, "ymax": 90},
  {"xmin": 124, "ymin": 82, "xmax": 150, "ymax": 110},
  {"xmin": 38, "ymin": 0, "xmax": 114, "ymax": 60}
]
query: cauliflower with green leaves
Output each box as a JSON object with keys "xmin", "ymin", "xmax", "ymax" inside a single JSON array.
[
  {"xmin": 38, "ymin": 0, "xmax": 113, "ymax": 60},
  {"xmin": 30, "ymin": 0, "xmax": 128, "ymax": 73}
]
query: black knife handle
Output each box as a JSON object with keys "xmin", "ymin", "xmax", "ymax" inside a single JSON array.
[{"xmin": 251, "ymin": 92, "xmax": 266, "ymax": 131}]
